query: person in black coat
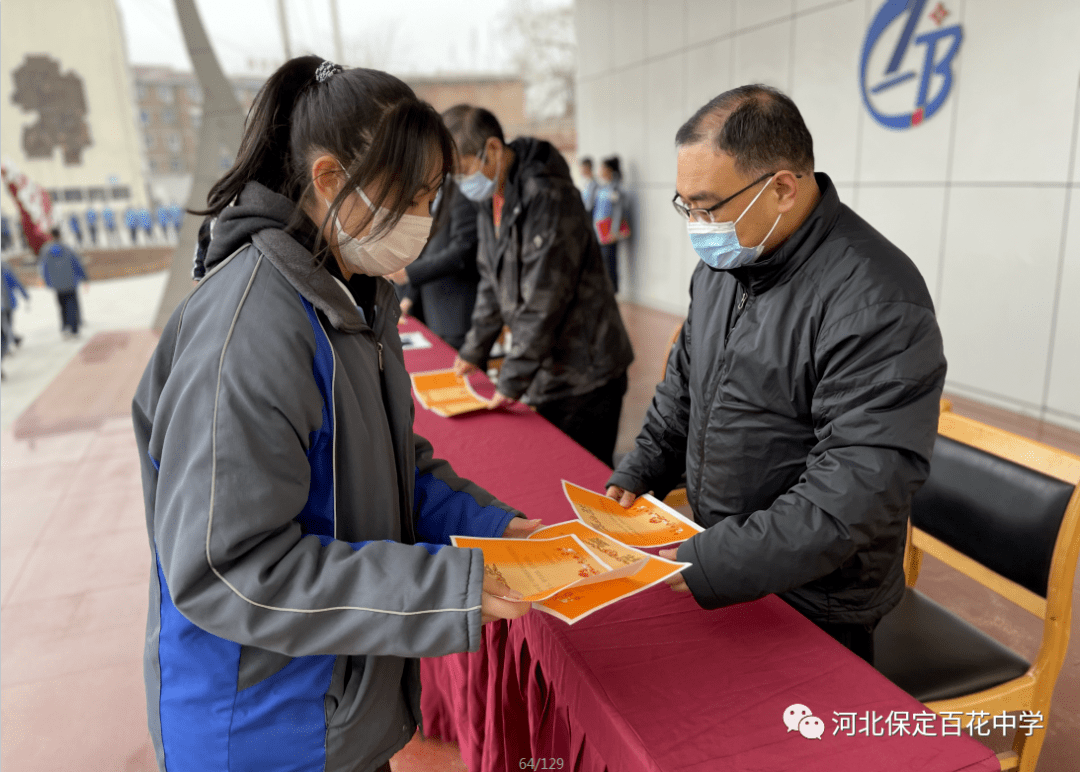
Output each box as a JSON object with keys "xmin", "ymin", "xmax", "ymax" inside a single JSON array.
[
  {"xmin": 607, "ymin": 85, "xmax": 947, "ymax": 664},
  {"xmin": 443, "ymin": 105, "xmax": 634, "ymax": 468},
  {"xmin": 389, "ymin": 178, "xmax": 479, "ymax": 350}
]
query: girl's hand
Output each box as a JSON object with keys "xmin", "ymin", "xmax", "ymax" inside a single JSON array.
[{"xmin": 481, "ymin": 576, "xmax": 530, "ymax": 624}]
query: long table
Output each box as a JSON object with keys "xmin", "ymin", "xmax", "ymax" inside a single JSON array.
[{"xmin": 402, "ymin": 319, "xmax": 1000, "ymax": 772}]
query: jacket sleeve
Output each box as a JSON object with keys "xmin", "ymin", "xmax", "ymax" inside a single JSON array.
[
  {"xmin": 676, "ymin": 300, "xmax": 947, "ymax": 609},
  {"xmin": 607, "ymin": 276, "xmax": 695, "ymax": 497},
  {"xmin": 139, "ymin": 269, "xmax": 487, "ymax": 660},
  {"xmin": 495, "ymin": 184, "xmax": 586, "ymax": 400},
  {"xmin": 458, "ymin": 226, "xmax": 504, "ymax": 367},
  {"xmin": 413, "ymin": 433, "xmax": 522, "ymax": 543},
  {"xmin": 405, "ymin": 193, "xmax": 478, "ymax": 288},
  {"xmin": 70, "ymin": 250, "xmax": 87, "ymax": 283}
]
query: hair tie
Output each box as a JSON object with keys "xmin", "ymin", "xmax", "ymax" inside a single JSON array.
[{"xmin": 315, "ymin": 61, "xmax": 343, "ymax": 83}]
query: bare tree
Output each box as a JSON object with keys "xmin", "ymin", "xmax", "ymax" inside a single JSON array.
[{"xmin": 504, "ymin": 0, "xmax": 576, "ymax": 121}]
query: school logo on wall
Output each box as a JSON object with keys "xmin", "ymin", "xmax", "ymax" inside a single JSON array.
[{"xmin": 859, "ymin": 0, "xmax": 963, "ymax": 130}]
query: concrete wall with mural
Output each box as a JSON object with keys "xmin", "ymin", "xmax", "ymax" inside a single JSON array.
[
  {"xmin": 574, "ymin": 0, "xmax": 1080, "ymax": 432},
  {"xmin": 0, "ymin": 0, "xmax": 150, "ymax": 223}
]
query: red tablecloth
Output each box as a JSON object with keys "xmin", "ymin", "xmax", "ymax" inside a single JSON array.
[{"xmin": 402, "ymin": 320, "xmax": 1000, "ymax": 772}]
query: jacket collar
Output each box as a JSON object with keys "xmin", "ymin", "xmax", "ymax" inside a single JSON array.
[
  {"xmin": 209, "ymin": 182, "xmax": 375, "ymax": 334},
  {"xmin": 727, "ymin": 172, "xmax": 842, "ymax": 294}
]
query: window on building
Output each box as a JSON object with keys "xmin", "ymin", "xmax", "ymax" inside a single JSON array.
[
  {"xmin": 63, "ymin": 189, "xmax": 84, "ymax": 202},
  {"xmin": 187, "ymin": 85, "xmax": 202, "ymax": 102},
  {"xmin": 167, "ymin": 133, "xmax": 182, "ymax": 153},
  {"xmin": 171, "ymin": 158, "xmax": 183, "ymax": 172},
  {"xmin": 160, "ymin": 108, "xmax": 177, "ymax": 124},
  {"xmin": 157, "ymin": 85, "xmax": 175, "ymax": 103},
  {"xmin": 88, "ymin": 188, "xmax": 107, "ymax": 202},
  {"xmin": 46, "ymin": 189, "xmax": 60, "ymax": 203},
  {"xmin": 111, "ymin": 186, "xmax": 131, "ymax": 200},
  {"xmin": 137, "ymin": 84, "xmax": 149, "ymax": 102},
  {"xmin": 140, "ymin": 110, "xmax": 152, "ymax": 125}
]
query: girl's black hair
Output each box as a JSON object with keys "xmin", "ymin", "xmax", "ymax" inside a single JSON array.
[
  {"xmin": 601, "ymin": 155, "xmax": 622, "ymax": 182},
  {"xmin": 193, "ymin": 55, "xmax": 453, "ymax": 259}
]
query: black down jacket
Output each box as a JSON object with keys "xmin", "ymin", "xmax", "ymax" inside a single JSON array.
[
  {"xmin": 608, "ymin": 173, "xmax": 947, "ymax": 626},
  {"xmin": 458, "ymin": 137, "xmax": 633, "ymax": 404},
  {"xmin": 404, "ymin": 179, "xmax": 480, "ymax": 350}
]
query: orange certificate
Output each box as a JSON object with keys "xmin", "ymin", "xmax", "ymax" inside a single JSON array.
[
  {"xmin": 534, "ymin": 555, "xmax": 689, "ymax": 625},
  {"xmin": 449, "ymin": 533, "xmax": 646, "ymax": 603},
  {"xmin": 562, "ymin": 480, "xmax": 704, "ymax": 548},
  {"xmin": 528, "ymin": 520, "xmax": 651, "ymax": 567},
  {"xmin": 452, "ymin": 529, "xmax": 690, "ymax": 625},
  {"xmin": 410, "ymin": 368, "xmax": 488, "ymax": 417}
]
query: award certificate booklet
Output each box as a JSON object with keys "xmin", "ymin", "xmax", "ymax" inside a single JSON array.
[
  {"xmin": 452, "ymin": 528, "xmax": 691, "ymax": 624},
  {"xmin": 410, "ymin": 368, "xmax": 488, "ymax": 417},
  {"xmin": 525, "ymin": 520, "xmax": 692, "ymax": 624},
  {"xmin": 449, "ymin": 534, "xmax": 644, "ymax": 602},
  {"xmin": 562, "ymin": 480, "xmax": 704, "ymax": 548}
]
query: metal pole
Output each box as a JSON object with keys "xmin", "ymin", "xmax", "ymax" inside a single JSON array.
[
  {"xmin": 154, "ymin": 0, "xmax": 244, "ymax": 331},
  {"xmin": 329, "ymin": 0, "xmax": 344, "ymax": 64},
  {"xmin": 277, "ymin": 0, "xmax": 292, "ymax": 60}
]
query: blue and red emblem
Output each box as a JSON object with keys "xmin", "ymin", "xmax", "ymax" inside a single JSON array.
[{"xmin": 860, "ymin": 0, "xmax": 964, "ymax": 130}]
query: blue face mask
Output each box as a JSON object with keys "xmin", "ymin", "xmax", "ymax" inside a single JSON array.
[
  {"xmin": 687, "ymin": 176, "xmax": 780, "ymax": 270},
  {"xmin": 455, "ymin": 150, "xmax": 499, "ymax": 202}
]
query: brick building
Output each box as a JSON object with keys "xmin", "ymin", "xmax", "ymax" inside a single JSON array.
[
  {"xmin": 132, "ymin": 67, "xmax": 576, "ymax": 207},
  {"xmin": 132, "ymin": 66, "xmax": 263, "ymax": 206}
]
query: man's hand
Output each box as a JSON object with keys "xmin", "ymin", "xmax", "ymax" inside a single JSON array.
[
  {"xmin": 659, "ymin": 548, "xmax": 690, "ymax": 593},
  {"xmin": 387, "ymin": 268, "xmax": 409, "ymax": 285},
  {"xmin": 453, "ymin": 355, "xmax": 479, "ymax": 377},
  {"xmin": 605, "ymin": 485, "xmax": 637, "ymax": 508},
  {"xmin": 399, "ymin": 297, "xmax": 412, "ymax": 323},
  {"xmin": 481, "ymin": 575, "xmax": 531, "ymax": 624},
  {"xmin": 486, "ymin": 391, "xmax": 514, "ymax": 410},
  {"xmin": 502, "ymin": 517, "xmax": 543, "ymax": 537}
]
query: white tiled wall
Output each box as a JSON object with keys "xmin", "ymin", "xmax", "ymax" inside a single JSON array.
[{"xmin": 575, "ymin": 0, "xmax": 1080, "ymax": 431}]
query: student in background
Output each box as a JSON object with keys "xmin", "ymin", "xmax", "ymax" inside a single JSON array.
[
  {"xmin": 2, "ymin": 260, "xmax": 29, "ymax": 363},
  {"xmin": 592, "ymin": 155, "xmax": 629, "ymax": 293},
  {"xmin": 39, "ymin": 228, "xmax": 87, "ymax": 338},
  {"xmin": 579, "ymin": 156, "xmax": 598, "ymax": 216}
]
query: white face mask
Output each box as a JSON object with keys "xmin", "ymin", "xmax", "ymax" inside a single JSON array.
[{"xmin": 331, "ymin": 169, "xmax": 432, "ymax": 276}]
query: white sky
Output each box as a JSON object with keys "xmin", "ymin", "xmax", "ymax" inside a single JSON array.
[{"xmin": 114, "ymin": 0, "xmax": 556, "ymax": 76}]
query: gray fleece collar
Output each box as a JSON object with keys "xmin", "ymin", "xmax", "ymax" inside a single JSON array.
[{"xmin": 205, "ymin": 181, "xmax": 366, "ymax": 333}]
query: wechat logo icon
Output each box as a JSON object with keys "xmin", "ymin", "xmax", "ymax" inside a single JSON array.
[{"xmin": 784, "ymin": 704, "xmax": 824, "ymax": 740}]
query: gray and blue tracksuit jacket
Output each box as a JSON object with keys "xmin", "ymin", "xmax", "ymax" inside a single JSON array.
[
  {"xmin": 132, "ymin": 181, "xmax": 522, "ymax": 772},
  {"xmin": 39, "ymin": 241, "xmax": 86, "ymax": 292}
]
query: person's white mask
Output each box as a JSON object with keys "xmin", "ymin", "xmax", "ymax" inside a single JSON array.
[{"xmin": 331, "ymin": 169, "xmax": 432, "ymax": 276}]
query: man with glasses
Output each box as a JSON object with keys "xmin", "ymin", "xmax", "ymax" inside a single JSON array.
[
  {"xmin": 607, "ymin": 85, "xmax": 946, "ymax": 663},
  {"xmin": 442, "ymin": 105, "xmax": 634, "ymax": 467}
]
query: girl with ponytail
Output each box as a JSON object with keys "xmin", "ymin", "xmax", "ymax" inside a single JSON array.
[{"xmin": 134, "ymin": 56, "xmax": 537, "ymax": 772}]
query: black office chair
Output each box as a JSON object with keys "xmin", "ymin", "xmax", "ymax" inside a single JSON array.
[{"xmin": 874, "ymin": 411, "xmax": 1080, "ymax": 772}]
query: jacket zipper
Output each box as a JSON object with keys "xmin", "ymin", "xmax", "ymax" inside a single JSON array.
[
  {"xmin": 699, "ymin": 285, "xmax": 752, "ymax": 505},
  {"xmin": 377, "ymin": 342, "xmax": 384, "ymax": 371}
]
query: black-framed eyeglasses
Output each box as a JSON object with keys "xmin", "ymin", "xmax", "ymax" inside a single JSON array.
[{"xmin": 671, "ymin": 171, "xmax": 801, "ymax": 223}]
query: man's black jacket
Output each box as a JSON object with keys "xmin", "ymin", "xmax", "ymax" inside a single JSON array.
[
  {"xmin": 405, "ymin": 180, "xmax": 480, "ymax": 350},
  {"xmin": 459, "ymin": 137, "xmax": 633, "ymax": 404},
  {"xmin": 608, "ymin": 173, "xmax": 947, "ymax": 625}
]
